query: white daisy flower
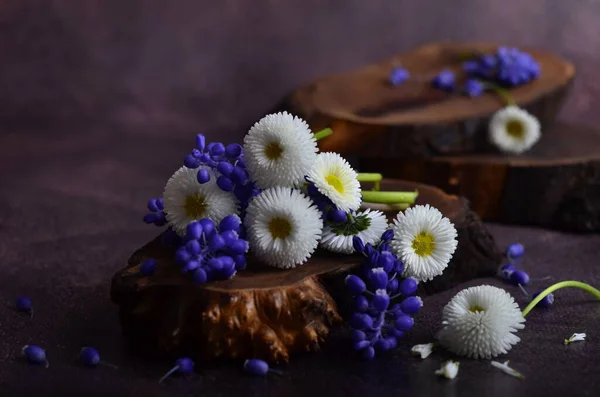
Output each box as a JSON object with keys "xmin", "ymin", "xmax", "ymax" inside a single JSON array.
[
  {"xmin": 245, "ymin": 187, "xmax": 322, "ymax": 269},
  {"xmin": 491, "ymin": 360, "xmax": 525, "ymax": 380},
  {"xmin": 163, "ymin": 166, "xmax": 239, "ymax": 236},
  {"xmin": 437, "ymin": 285, "xmax": 526, "ymax": 359},
  {"xmin": 489, "ymin": 105, "xmax": 541, "ymax": 154},
  {"xmin": 390, "ymin": 204, "xmax": 458, "ymax": 282},
  {"xmin": 411, "ymin": 343, "xmax": 435, "ymax": 359},
  {"xmin": 435, "ymin": 361, "xmax": 459, "ymax": 379},
  {"xmin": 243, "ymin": 112, "xmax": 318, "ymax": 189},
  {"xmin": 320, "ymin": 209, "xmax": 388, "ymax": 254},
  {"xmin": 306, "ymin": 152, "xmax": 361, "ymax": 212},
  {"xmin": 564, "ymin": 332, "xmax": 586, "ymax": 345}
]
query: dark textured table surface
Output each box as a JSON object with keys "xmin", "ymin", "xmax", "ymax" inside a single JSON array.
[{"xmin": 0, "ymin": 124, "xmax": 599, "ymax": 397}]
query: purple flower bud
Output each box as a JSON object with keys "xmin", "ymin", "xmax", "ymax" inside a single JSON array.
[
  {"xmin": 373, "ymin": 338, "xmax": 391, "ymax": 352},
  {"xmin": 143, "ymin": 213, "xmax": 156, "ymax": 224},
  {"xmin": 463, "ymin": 60, "xmax": 480, "ymax": 74},
  {"xmin": 377, "ymin": 252, "xmax": 394, "ymax": 273},
  {"xmin": 16, "ymin": 296, "xmax": 33, "ymax": 317},
  {"xmin": 368, "ymin": 250, "xmax": 380, "ymax": 265},
  {"xmin": 393, "ymin": 329, "xmax": 404, "ymax": 340},
  {"xmin": 345, "ymin": 275, "xmax": 367, "ymax": 294},
  {"xmin": 233, "ymin": 254, "xmax": 247, "ymax": 270},
  {"xmin": 364, "ymin": 244, "xmax": 375, "ymax": 257},
  {"xmin": 153, "ymin": 212, "xmax": 167, "ymax": 226},
  {"xmin": 506, "ymin": 243, "xmax": 524, "ymax": 259},
  {"xmin": 192, "ymin": 268, "xmax": 207, "ymax": 284},
  {"xmin": 79, "ymin": 347, "xmax": 100, "ymax": 367},
  {"xmin": 432, "ymin": 69, "xmax": 455, "ymax": 91},
  {"xmin": 147, "ymin": 198, "xmax": 160, "ymax": 212},
  {"xmin": 219, "ymin": 215, "xmax": 241, "ymax": 232},
  {"xmin": 360, "ymin": 346, "xmax": 375, "ymax": 361},
  {"xmin": 208, "ymin": 234, "xmax": 226, "ymax": 251},
  {"xmin": 500, "ymin": 263, "xmax": 515, "ymax": 280},
  {"xmin": 195, "ymin": 134, "xmax": 206, "ymax": 151},
  {"xmin": 198, "ymin": 218, "xmax": 215, "ymax": 237},
  {"xmin": 231, "ymin": 166, "xmax": 249, "ymax": 185},
  {"xmin": 510, "ymin": 270, "xmax": 530, "ymax": 286},
  {"xmin": 464, "ymin": 79, "xmax": 484, "ymax": 97},
  {"xmin": 381, "ymin": 229, "xmax": 394, "ymax": 242},
  {"xmin": 140, "ymin": 258, "xmax": 157, "ymax": 276},
  {"xmin": 244, "ymin": 359, "xmax": 269, "ymax": 376},
  {"xmin": 354, "ymin": 340, "xmax": 371, "ymax": 351},
  {"xmin": 174, "ymin": 247, "xmax": 192, "ymax": 265},
  {"xmin": 217, "ymin": 175, "xmax": 234, "ymax": 192},
  {"xmin": 372, "ymin": 289, "xmax": 390, "ymax": 311},
  {"xmin": 217, "ymin": 161, "xmax": 234, "ymax": 176},
  {"xmin": 394, "ymin": 260, "xmax": 404, "ymax": 274},
  {"xmin": 186, "ymin": 239, "xmax": 202, "ymax": 255},
  {"xmin": 186, "ymin": 222, "xmax": 203, "ymax": 240},
  {"xmin": 399, "ymin": 277, "xmax": 418, "ymax": 296},
  {"xmin": 210, "ymin": 142, "xmax": 225, "ymax": 156},
  {"xmin": 384, "ymin": 336, "xmax": 397, "ymax": 349},
  {"xmin": 22, "ymin": 345, "xmax": 48, "ymax": 367},
  {"xmin": 182, "ymin": 259, "xmax": 201, "ymax": 273},
  {"xmin": 225, "ymin": 143, "xmax": 242, "ymax": 159},
  {"xmin": 159, "ymin": 357, "xmax": 195, "ymax": 384},
  {"xmin": 228, "ymin": 239, "xmax": 249, "ymax": 255},
  {"xmin": 350, "ymin": 313, "xmax": 373, "ymax": 330},
  {"xmin": 184, "ymin": 154, "xmax": 201, "ymax": 169},
  {"xmin": 394, "ymin": 314, "xmax": 414, "ymax": 331},
  {"xmin": 351, "ymin": 329, "xmax": 366, "ymax": 342},
  {"xmin": 389, "ymin": 67, "xmax": 410, "ymax": 86},
  {"xmin": 197, "ymin": 168, "xmax": 211, "ymax": 184},
  {"xmin": 532, "ymin": 291, "xmax": 554, "ymax": 308},
  {"xmin": 200, "ymin": 152, "xmax": 212, "ymax": 164},
  {"xmin": 400, "ymin": 296, "xmax": 422, "ymax": 314},
  {"xmin": 387, "ymin": 278, "xmax": 399, "ymax": 293},
  {"xmin": 191, "ymin": 148, "xmax": 202, "ymax": 159},
  {"xmin": 220, "ymin": 230, "xmax": 238, "ymax": 246},
  {"xmin": 369, "ymin": 268, "xmax": 388, "ymax": 290},
  {"xmin": 388, "ymin": 303, "xmax": 401, "ymax": 313},
  {"xmin": 352, "ymin": 295, "xmax": 369, "ymax": 312},
  {"xmin": 208, "ymin": 258, "xmax": 224, "ymax": 271},
  {"xmin": 352, "ymin": 236, "xmax": 365, "ymax": 253},
  {"xmin": 328, "ymin": 209, "xmax": 347, "ymax": 224}
]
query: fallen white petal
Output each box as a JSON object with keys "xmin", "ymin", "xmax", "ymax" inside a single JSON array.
[
  {"xmin": 411, "ymin": 343, "xmax": 435, "ymax": 359},
  {"xmin": 564, "ymin": 332, "xmax": 586, "ymax": 345},
  {"xmin": 435, "ymin": 361, "xmax": 459, "ymax": 379},
  {"xmin": 491, "ymin": 360, "xmax": 525, "ymax": 380}
]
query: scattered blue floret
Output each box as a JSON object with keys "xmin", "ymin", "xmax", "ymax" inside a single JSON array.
[
  {"xmin": 79, "ymin": 347, "xmax": 119, "ymax": 369},
  {"xmin": 432, "ymin": 70, "xmax": 456, "ymax": 91},
  {"xmin": 159, "ymin": 357, "xmax": 194, "ymax": 384},
  {"xmin": 16, "ymin": 296, "xmax": 34, "ymax": 318},
  {"xmin": 389, "ymin": 67, "xmax": 410, "ymax": 86},
  {"xmin": 22, "ymin": 345, "xmax": 49, "ymax": 368}
]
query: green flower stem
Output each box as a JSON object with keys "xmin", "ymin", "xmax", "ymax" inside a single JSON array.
[
  {"xmin": 481, "ymin": 81, "xmax": 516, "ymax": 106},
  {"xmin": 521, "ymin": 281, "xmax": 600, "ymax": 317},
  {"xmin": 357, "ymin": 173, "xmax": 383, "ymax": 191},
  {"xmin": 361, "ymin": 190, "xmax": 418, "ymax": 205},
  {"xmin": 313, "ymin": 128, "xmax": 333, "ymax": 141}
]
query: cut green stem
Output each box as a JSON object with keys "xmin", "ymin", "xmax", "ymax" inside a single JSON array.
[
  {"xmin": 361, "ymin": 190, "xmax": 418, "ymax": 205},
  {"xmin": 521, "ymin": 281, "xmax": 600, "ymax": 317},
  {"xmin": 357, "ymin": 173, "xmax": 383, "ymax": 191},
  {"xmin": 481, "ymin": 81, "xmax": 516, "ymax": 106},
  {"xmin": 313, "ymin": 128, "xmax": 333, "ymax": 141}
]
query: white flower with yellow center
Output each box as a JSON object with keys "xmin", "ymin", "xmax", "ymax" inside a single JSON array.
[
  {"xmin": 489, "ymin": 105, "xmax": 541, "ymax": 154},
  {"xmin": 162, "ymin": 166, "xmax": 239, "ymax": 236},
  {"xmin": 306, "ymin": 152, "xmax": 361, "ymax": 212},
  {"xmin": 243, "ymin": 112, "xmax": 318, "ymax": 189},
  {"xmin": 245, "ymin": 187, "xmax": 322, "ymax": 269},
  {"xmin": 437, "ymin": 285, "xmax": 526, "ymax": 359},
  {"xmin": 320, "ymin": 209, "xmax": 388, "ymax": 254},
  {"xmin": 390, "ymin": 204, "xmax": 457, "ymax": 282}
]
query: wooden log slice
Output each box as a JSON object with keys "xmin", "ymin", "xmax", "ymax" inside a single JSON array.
[
  {"xmin": 361, "ymin": 123, "xmax": 600, "ymax": 232},
  {"xmin": 110, "ymin": 180, "xmax": 500, "ymax": 362},
  {"xmin": 284, "ymin": 42, "xmax": 575, "ymax": 157}
]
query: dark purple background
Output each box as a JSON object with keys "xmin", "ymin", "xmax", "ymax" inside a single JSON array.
[{"xmin": 1, "ymin": 1, "xmax": 600, "ymax": 396}]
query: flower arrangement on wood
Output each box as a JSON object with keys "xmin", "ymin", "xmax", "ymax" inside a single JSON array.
[
  {"xmin": 141, "ymin": 111, "xmax": 421, "ymax": 280},
  {"xmin": 390, "ymin": 46, "xmax": 543, "ymax": 155}
]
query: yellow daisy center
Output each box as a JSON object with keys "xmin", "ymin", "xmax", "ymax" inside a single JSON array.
[
  {"xmin": 505, "ymin": 119, "xmax": 525, "ymax": 140},
  {"xmin": 411, "ymin": 231, "xmax": 435, "ymax": 257},
  {"xmin": 264, "ymin": 141, "xmax": 284, "ymax": 160},
  {"xmin": 469, "ymin": 305, "xmax": 485, "ymax": 313},
  {"xmin": 325, "ymin": 174, "xmax": 345, "ymax": 193},
  {"xmin": 184, "ymin": 194, "xmax": 207, "ymax": 219},
  {"xmin": 268, "ymin": 217, "xmax": 292, "ymax": 239}
]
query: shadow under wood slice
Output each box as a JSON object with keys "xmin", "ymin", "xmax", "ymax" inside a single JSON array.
[{"xmin": 110, "ymin": 180, "xmax": 501, "ymax": 362}]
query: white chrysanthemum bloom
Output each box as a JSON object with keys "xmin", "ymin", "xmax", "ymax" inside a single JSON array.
[
  {"xmin": 437, "ymin": 285, "xmax": 526, "ymax": 359},
  {"xmin": 163, "ymin": 166, "xmax": 239, "ymax": 236},
  {"xmin": 390, "ymin": 204, "xmax": 458, "ymax": 282},
  {"xmin": 243, "ymin": 112, "xmax": 318, "ymax": 189},
  {"xmin": 320, "ymin": 209, "xmax": 388, "ymax": 254},
  {"xmin": 306, "ymin": 152, "xmax": 361, "ymax": 212},
  {"xmin": 435, "ymin": 361, "xmax": 459, "ymax": 379},
  {"xmin": 411, "ymin": 343, "xmax": 435, "ymax": 359},
  {"xmin": 491, "ymin": 360, "xmax": 525, "ymax": 380},
  {"xmin": 245, "ymin": 187, "xmax": 322, "ymax": 269},
  {"xmin": 489, "ymin": 106, "xmax": 541, "ymax": 154}
]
